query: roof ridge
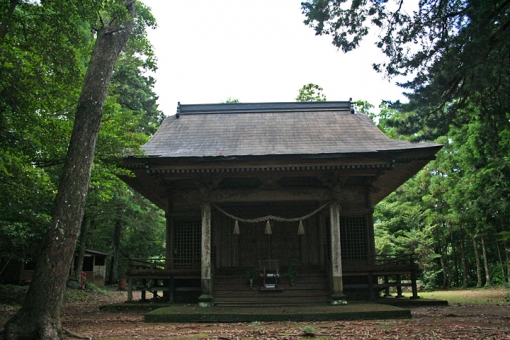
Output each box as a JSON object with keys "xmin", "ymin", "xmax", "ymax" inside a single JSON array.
[{"xmin": 176, "ymin": 101, "xmax": 353, "ymax": 117}]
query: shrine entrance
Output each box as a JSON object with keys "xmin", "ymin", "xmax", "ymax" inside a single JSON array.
[{"xmin": 237, "ymin": 221, "xmax": 301, "ymax": 267}]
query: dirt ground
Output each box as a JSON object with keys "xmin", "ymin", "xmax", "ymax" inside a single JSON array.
[{"xmin": 1, "ymin": 288, "xmax": 510, "ymax": 339}]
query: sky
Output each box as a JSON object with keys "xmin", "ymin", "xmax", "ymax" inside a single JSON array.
[{"xmin": 142, "ymin": 0, "xmax": 407, "ymax": 117}]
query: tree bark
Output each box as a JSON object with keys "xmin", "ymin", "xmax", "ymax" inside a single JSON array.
[
  {"xmin": 460, "ymin": 228, "xmax": 468, "ymax": 288},
  {"xmin": 496, "ymin": 243, "xmax": 506, "ymax": 284},
  {"xmin": 451, "ymin": 229, "xmax": 459, "ymax": 287},
  {"xmin": 436, "ymin": 226, "xmax": 449, "ymax": 289},
  {"xmin": 3, "ymin": 3, "xmax": 134, "ymax": 339},
  {"xmin": 481, "ymin": 235, "xmax": 492, "ymax": 287},
  {"xmin": 108, "ymin": 209, "xmax": 123, "ymax": 285},
  {"xmin": 505, "ymin": 241, "xmax": 510, "ymax": 286},
  {"xmin": 473, "ymin": 236, "xmax": 482, "ymax": 288},
  {"xmin": 74, "ymin": 215, "xmax": 89, "ymax": 281}
]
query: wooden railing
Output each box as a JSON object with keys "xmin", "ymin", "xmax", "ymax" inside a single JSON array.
[
  {"xmin": 123, "ymin": 258, "xmax": 201, "ymax": 302},
  {"xmin": 373, "ymin": 253, "xmax": 419, "ymax": 269},
  {"xmin": 342, "ymin": 253, "xmax": 421, "ymax": 299},
  {"xmin": 126, "ymin": 257, "xmax": 200, "ymax": 274}
]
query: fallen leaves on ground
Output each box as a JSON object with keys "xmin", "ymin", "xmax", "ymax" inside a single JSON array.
[{"xmin": 2, "ymin": 286, "xmax": 510, "ymax": 339}]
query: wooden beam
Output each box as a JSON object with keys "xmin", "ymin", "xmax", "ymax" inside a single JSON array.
[{"xmin": 182, "ymin": 187, "xmax": 332, "ymax": 203}]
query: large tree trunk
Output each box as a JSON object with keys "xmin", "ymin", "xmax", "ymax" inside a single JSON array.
[
  {"xmin": 481, "ymin": 235, "xmax": 492, "ymax": 287},
  {"xmin": 473, "ymin": 236, "xmax": 483, "ymax": 288},
  {"xmin": 74, "ymin": 215, "xmax": 89, "ymax": 281},
  {"xmin": 3, "ymin": 3, "xmax": 134, "ymax": 339}
]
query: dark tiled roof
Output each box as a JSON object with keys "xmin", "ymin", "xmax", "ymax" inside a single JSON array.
[{"xmin": 143, "ymin": 102, "xmax": 440, "ymax": 158}]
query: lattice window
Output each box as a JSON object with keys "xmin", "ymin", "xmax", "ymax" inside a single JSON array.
[
  {"xmin": 340, "ymin": 215, "xmax": 368, "ymax": 262},
  {"xmin": 174, "ymin": 220, "xmax": 201, "ymax": 268}
]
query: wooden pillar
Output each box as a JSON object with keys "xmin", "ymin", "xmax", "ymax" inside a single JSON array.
[
  {"xmin": 329, "ymin": 200, "xmax": 347, "ymax": 305},
  {"xmin": 366, "ymin": 186, "xmax": 376, "ymax": 265},
  {"xmin": 411, "ymin": 270, "xmax": 419, "ymax": 299},
  {"xmin": 384, "ymin": 275, "xmax": 391, "ymax": 297},
  {"xmin": 199, "ymin": 202, "xmax": 213, "ymax": 307},
  {"xmin": 127, "ymin": 278, "xmax": 133, "ymax": 301},
  {"xmin": 396, "ymin": 274, "xmax": 403, "ymax": 298},
  {"xmin": 169, "ymin": 274, "xmax": 175, "ymax": 302},
  {"xmin": 141, "ymin": 279, "xmax": 147, "ymax": 301},
  {"xmin": 368, "ymin": 271, "xmax": 375, "ymax": 300}
]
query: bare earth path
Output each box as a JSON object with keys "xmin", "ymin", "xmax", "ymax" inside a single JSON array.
[{"xmin": 2, "ymin": 288, "xmax": 510, "ymax": 339}]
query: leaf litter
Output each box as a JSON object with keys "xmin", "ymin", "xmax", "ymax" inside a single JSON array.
[{"xmin": 1, "ymin": 286, "xmax": 510, "ymax": 339}]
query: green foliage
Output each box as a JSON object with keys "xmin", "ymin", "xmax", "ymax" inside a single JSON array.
[
  {"xmin": 373, "ymin": 98, "xmax": 510, "ymax": 289},
  {"xmin": 300, "ymin": 325, "xmax": 316, "ymax": 335},
  {"xmin": 224, "ymin": 97, "xmax": 240, "ymax": 103},
  {"xmin": 302, "ymin": 0, "xmax": 510, "ymax": 140},
  {"xmin": 301, "ymin": 0, "xmax": 510, "ymax": 290},
  {"xmin": 0, "ymin": 0, "xmax": 165, "ymax": 278},
  {"xmin": 63, "ymin": 283, "xmax": 108, "ymax": 303},
  {"xmin": 296, "ymin": 83, "xmax": 327, "ymax": 102}
]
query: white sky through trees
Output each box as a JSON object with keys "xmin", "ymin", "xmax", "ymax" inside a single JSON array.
[{"xmin": 142, "ymin": 0, "xmax": 406, "ymax": 116}]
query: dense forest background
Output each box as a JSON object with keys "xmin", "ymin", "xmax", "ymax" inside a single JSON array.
[
  {"xmin": 0, "ymin": 0, "xmax": 166, "ymax": 287},
  {"xmin": 0, "ymin": 0, "xmax": 509, "ymax": 293}
]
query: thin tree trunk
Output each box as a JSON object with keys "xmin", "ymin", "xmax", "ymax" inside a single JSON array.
[
  {"xmin": 0, "ymin": 255, "xmax": 12, "ymax": 277},
  {"xmin": 74, "ymin": 215, "xmax": 89, "ymax": 281},
  {"xmin": 460, "ymin": 228, "xmax": 468, "ymax": 288},
  {"xmin": 505, "ymin": 241, "xmax": 510, "ymax": 286},
  {"xmin": 451, "ymin": 229, "xmax": 459, "ymax": 287},
  {"xmin": 481, "ymin": 235, "xmax": 492, "ymax": 287},
  {"xmin": 496, "ymin": 243, "xmax": 506, "ymax": 284},
  {"xmin": 473, "ymin": 236, "xmax": 483, "ymax": 288},
  {"xmin": 440, "ymin": 228, "xmax": 450, "ymax": 289},
  {"xmin": 443, "ymin": 225, "xmax": 452, "ymax": 288},
  {"xmin": 0, "ymin": 0, "xmax": 19, "ymax": 43},
  {"xmin": 109, "ymin": 210, "xmax": 123, "ymax": 284},
  {"xmin": 3, "ymin": 3, "xmax": 134, "ymax": 339},
  {"xmin": 440, "ymin": 256, "xmax": 448, "ymax": 289}
]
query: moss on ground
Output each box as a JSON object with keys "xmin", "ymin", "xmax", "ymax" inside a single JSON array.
[{"xmin": 144, "ymin": 303, "xmax": 412, "ymax": 323}]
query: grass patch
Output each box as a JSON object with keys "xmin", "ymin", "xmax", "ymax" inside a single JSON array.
[
  {"xmin": 407, "ymin": 288, "xmax": 509, "ymax": 305},
  {"xmin": 64, "ymin": 282, "xmax": 109, "ymax": 303},
  {"xmin": 0, "ymin": 282, "xmax": 112, "ymax": 305}
]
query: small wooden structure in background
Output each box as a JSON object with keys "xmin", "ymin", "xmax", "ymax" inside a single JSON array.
[
  {"xmin": 121, "ymin": 101, "xmax": 441, "ymax": 305},
  {"xmin": 0, "ymin": 249, "xmax": 108, "ymax": 287}
]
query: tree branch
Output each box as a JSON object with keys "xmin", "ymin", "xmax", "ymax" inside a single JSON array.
[{"xmin": 0, "ymin": 0, "xmax": 20, "ymax": 43}]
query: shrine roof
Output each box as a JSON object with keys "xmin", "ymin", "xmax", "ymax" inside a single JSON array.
[{"xmin": 142, "ymin": 101, "xmax": 440, "ymax": 159}]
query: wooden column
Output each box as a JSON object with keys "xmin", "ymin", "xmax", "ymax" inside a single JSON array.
[
  {"xmin": 199, "ymin": 202, "xmax": 213, "ymax": 307},
  {"xmin": 330, "ymin": 200, "xmax": 347, "ymax": 305},
  {"xmin": 127, "ymin": 278, "xmax": 133, "ymax": 301}
]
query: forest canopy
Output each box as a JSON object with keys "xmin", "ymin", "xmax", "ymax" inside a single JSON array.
[
  {"xmin": 302, "ymin": 0, "xmax": 510, "ymax": 140},
  {"xmin": 302, "ymin": 0, "xmax": 510, "ymax": 288}
]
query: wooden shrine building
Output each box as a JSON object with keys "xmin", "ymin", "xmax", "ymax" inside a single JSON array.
[{"xmin": 120, "ymin": 101, "xmax": 441, "ymax": 306}]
